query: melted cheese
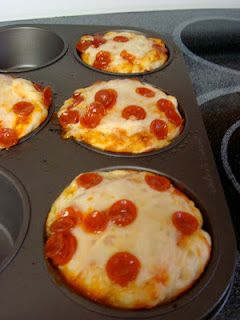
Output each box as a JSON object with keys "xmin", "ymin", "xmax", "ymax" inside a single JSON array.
[
  {"xmin": 0, "ymin": 75, "xmax": 48, "ymax": 148},
  {"xmin": 46, "ymin": 170, "xmax": 211, "ymax": 309},
  {"xmin": 58, "ymin": 79, "xmax": 183, "ymax": 153},
  {"xmin": 80, "ymin": 31, "xmax": 168, "ymax": 73}
]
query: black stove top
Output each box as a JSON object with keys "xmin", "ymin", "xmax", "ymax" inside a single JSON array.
[{"xmin": 201, "ymin": 92, "xmax": 240, "ymax": 248}]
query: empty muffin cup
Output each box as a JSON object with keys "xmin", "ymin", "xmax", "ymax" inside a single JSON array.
[
  {"xmin": 0, "ymin": 26, "xmax": 67, "ymax": 72},
  {"xmin": 0, "ymin": 167, "xmax": 30, "ymax": 272},
  {"xmin": 181, "ymin": 19, "xmax": 240, "ymax": 71}
]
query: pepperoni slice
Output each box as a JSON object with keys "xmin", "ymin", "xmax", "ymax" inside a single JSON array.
[
  {"xmin": 150, "ymin": 119, "xmax": 168, "ymax": 139},
  {"xmin": 165, "ymin": 108, "xmax": 182, "ymax": 127},
  {"xmin": 43, "ymin": 86, "xmax": 53, "ymax": 108},
  {"xmin": 88, "ymin": 101, "xmax": 106, "ymax": 116},
  {"xmin": 92, "ymin": 35, "xmax": 107, "ymax": 48},
  {"xmin": 76, "ymin": 39, "xmax": 93, "ymax": 53},
  {"xmin": 72, "ymin": 93, "xmax": 84, "ymax": 107},
  {"xmin": 80, "ymin": 111, "xmax": 102, "ymax": 128},
  {"xmin": 84, "ymin": 211, "xmax": 109, "ymax": 233},
  {"xmin": 33, "ymin": 82, "xmax": 43, "ymax": 92},
  {"xmin": 73, "ymin": 92, "xmax": 81, "ymax": 99},
  {"xmin": 108, "ymin": 199, "xmax": 137, "ymax": 227},
  {"xmin": 62, "ymin": 206, "xmax": 82, "ymax": 224},
  {"xmin": 59, "ymin": 110, "xmax": 80, "ymax": 127},
  {"xmin": 93, "ymin": 51, "xmax": 111, "ymax": 70},
  {"xmin": 153, "ymin": 44, "xmax": 168, "ymax": 54},
  {"xmin": 106, "ymin": 252, "xmax": 140, "ymax": 286},
  {"xmin": 45, "ymin": 233, "xmax": 64, "ymax": 258},
  {"xmin": 13, "ymin": 101, "xmax": 34, "ymax": 116},
  {"xmin": 50, "ymin": 217, "xmax": 75, "ymax": 233},
  {"xmin": 76, "ymin": 172, "xmax": 103, "ymax": 189},
  {"xmin": 45, "ymin": 232, "xmax": 77, "ymax": 266},
  {"xmin": 145, "ymin": 174, "xmax": 171, "ymax": 192},
  {"xmin": 122, "ymin": 105, "xmax": 146, "ymax": 120},
  {"xmin": 172, "ymin": 211, "xmax": 199, "ymax": 235},
  {"xmin": 157, "ymin": 99, "xmax": 174, "ymax": 112},
  {"xmin": 80, "ymin": 101, "xmax": 105, "ymax": 128},
  {"xmin": 157, "ymin": 99, "xmax": 182, "ymax": 127},
  {"xmin": 113, "ymin": 36, "xmax": 129, "ymax": 42},
  {"xmin": 136, "ymin": 87, "xmax": 155, "ymax": 98},
  {"xmin": 120, "ymin": 50, "xmax": 135, "ymax": 63},
  {"xmin": 0, "ymin": 128, "xmax": 18, "ymax": 148},
  {"xmin": 95, "ymin": 89, "xmax": 117, "ymax": 110}
]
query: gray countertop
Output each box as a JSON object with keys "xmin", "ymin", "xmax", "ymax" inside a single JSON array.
[{"xmin": 1, "ymin": 9, "xmax": 240, "ymax": 320}]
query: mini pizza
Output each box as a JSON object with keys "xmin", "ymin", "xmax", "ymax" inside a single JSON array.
[
  {"xmin": 0, "ymin": 75, "xmax": 52, "ymax": 149},
  {"xmin": 58, "ymin": 79, "xmax": 183, "ymax": 153},
  {"xmin": 76, "ymin": 31, "xmax": 168, "ymax": 74},
  {"xmin": 45, "ymin": 170, "xmax": 211, "ymax": 309}
]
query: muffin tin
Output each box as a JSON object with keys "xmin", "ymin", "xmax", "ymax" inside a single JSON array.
[{"xmin": 0, "ymin": 24, "xmax": 237, "ymax": 320}]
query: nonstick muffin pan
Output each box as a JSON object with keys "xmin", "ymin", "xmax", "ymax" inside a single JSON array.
[{"xmin": 0, "ymin": 24, "xmax": 237, "ymax": 320}]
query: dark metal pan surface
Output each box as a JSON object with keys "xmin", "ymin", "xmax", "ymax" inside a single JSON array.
[{"xmin": 0, "ymin": 24, "xmax": 236, "ymax": 320}]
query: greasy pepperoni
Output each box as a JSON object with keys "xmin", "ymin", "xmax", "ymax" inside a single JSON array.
[
  {"xmin": 95, "ymin": 89, "xmax": 117, "ymax": 110},
  {"xmin": 72, "ymin": 93, "xmax": 84, "ymax": 107},
  {"xmin": 76, "ymin": 172, "xmax": 103, "ymax": 189},
  {"xmin": 59, "ymin": 110, "xmax": 80, "ymax": 127},
  {"xmin": 122, "ymin": 105, "xmax": 146, "ymax": 120},
  {"xmin": 45, "ymin": 232, "xmax": 77, "ymax": 266},
  {"xmin": 45, "ymin": 233, "xmax": 64, "ymax": 258},
  {"xmin": 136, "ymin": 87, "xmax": 155, "ymax": 97},
  {"xmin": 150, "ymin": 119, "xmax": 168, "ymax": 139},
  {"xmin": 62, "ymin": 206, "xmax": 82, "ymax": 224},
  {"xmin": 73, "ymin": 92, "xmax": 81, "ymax": 99},
  {"xmin": 120, "ymin": 50, "xmax": 135, "ymax": 63},
  {"xmin": 43, "ymin": 86, "xmax": 53, "ymax": 108},
  {"xmin": 153, "ymin": 44, "xmax": 168, "ymax": 54},
  {"xmin": 106, "ymin": 252, "xmax": 140, "ymax": 286},
  {"xmin": 172, "ymin": 211, "xmax": 199, "ymax": 235},
  {"xmin": 0, "ymin": 128, "xmax": 18, "ymax": 148},
  {"xmin": 92, "ymin": 35, "xmax": 107, "ymax": 48},
  {"xmin": 113, "ymin": 35, "xmax": 129, "ymax": 42},
  {"xmin": 33, "ymin": 82, "xmax": 43, "ymax": 92},
  {"xmin": 88, "ymin": 101, "xmax": 106, "ymax": 116},
  {"xmin": 165, "ymin": 108, "xmax": 182, "ymax": 126},
  {"xmin": 93, "ymin": 51, "xmax": 111, "ymax": 70},
  {"xmin": 13, "ymin": 101, "xmax": 34, "ymax": 116},
  {"xmin": 157, "ymin": 98, "xmax": 174, "ymax": 112},
  {"xmin": 50, "ymin": 217, "xmax": 75, "ymax": 233},
  {"xmin": 108, "ymin": 199, "xmax": 137, "ymax": 227},
  {"xmin": 84, "ymin": 211, "xmax": 109, "ymax": 233},
  {"xmin": 80, "ymin": 111, "xmax": 102, "ymax": 128},
  {"xmin": 157, "ymin": 99, "xmax": 182, "ymax": 126},
  {"xmin": 80, "ymin": 101, "xmax": 105, "ymax": 128},
  {"xmin": 76, "ymin": 39, "xmax": 93, "ymax": 53},
  {"xmin": 145, "ymin": 174, "xmax": 171, "ymax": 192}
]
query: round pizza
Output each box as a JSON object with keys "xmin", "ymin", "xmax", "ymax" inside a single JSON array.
[
  {"xmin": 0, "ymin": 75, "xmax": 52, "ymax": 149},
  {"xmin": 44, "ymin": 169, "xmax": 211, "ymax": 309},
  {"xmin": 58, "ymin": 79, "xmax": 183, "ymax": 154},
  {"xmin": 76, "ymin": 31, "xmax": 168, "ymax": 74}
]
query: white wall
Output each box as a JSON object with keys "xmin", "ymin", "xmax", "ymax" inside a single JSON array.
[{"xmin": 1, "ymin": 0, "xmax": 240, "ymax": 22}]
